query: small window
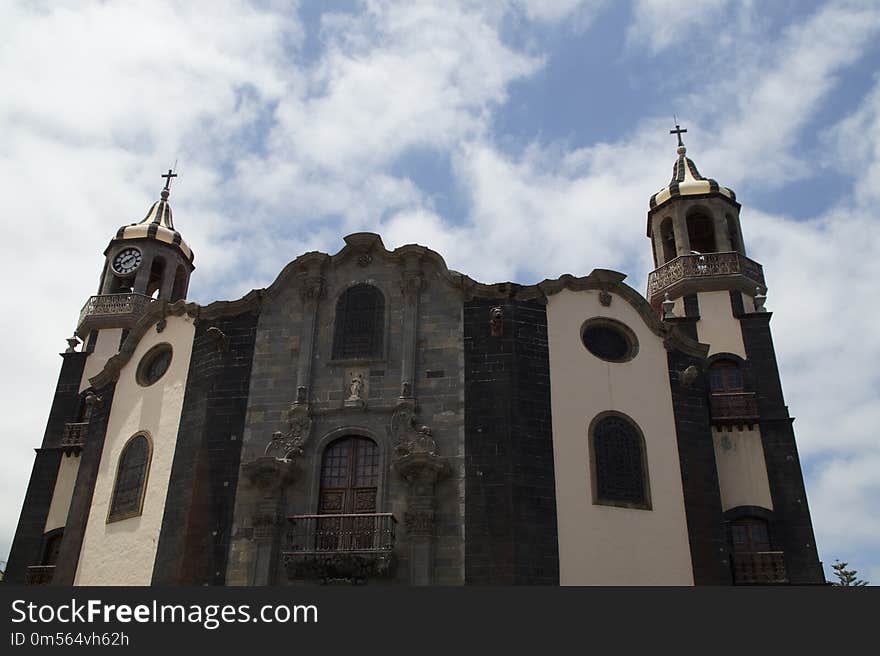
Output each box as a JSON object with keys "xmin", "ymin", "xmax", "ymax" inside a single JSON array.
[
  {"xmin": 581, "ymin": 318, "xmax": 638, "ymax": 363},
  {"xmin": 709, "ymin": 359, "xmax": 743, "ymax": 392},
  {"xmin": 332, "ymin": 284, "xmax": 385, "ymax": 360},
  {"xmin": 729, "ymin": 518, "xmax": 771, "ymax": 553},
  {"xmin": 590, "ymin": 413, "xmax": 650, "ymax": 509},
  {"xmin": 108, "ymin": 433, "xmax": 152, "ymax": 522},
  {"xmin": 136, "ymin": 343, "xmax": 173, "ymax": 387}
]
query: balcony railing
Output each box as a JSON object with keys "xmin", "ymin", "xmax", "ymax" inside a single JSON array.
[
  {"xmin": 25, "ymin": 565, "xmax": 55, "ymax": 586},
  {"xmin": 282, "ymin": 513, "xmax": 397, "ymax": 582},
  {"xmin": 286, "ymin": 513, "xmax": 397, "ymax": 553},
  {"xmin": 647, "ymin": 251, "xmax": 765, "ymax": 302},
  {"xmin": 732, "ymin": 551, "xmax": 788, "ymax": 584},
  {"xmin": 710, "ymin": 392, "xmax": 759, "ymax": 424},
  {"xmin": 61, "ymin": 422, "xmax": 89, "ymax": 448},
  {"xmin": 77, "ymin": 293, "xmax": 153, "ymax": 336}
]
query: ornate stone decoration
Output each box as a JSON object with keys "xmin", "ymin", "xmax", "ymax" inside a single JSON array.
[
  {"xmin": 65, "ymin": 335, "xmax": 80, "ymax": 353},
  {"xmin": 83, "ymin": 391, "xmax": 103, "ymax": 408},
  {"xmin": 399, "ymin": 380, "xmax": 412, "ymax": 399},
  {"xmin": 206, "ymin": 326, "xmax": 229, "ymax": 352},
  {"xmin": 678, "ymin": 365, "xmax": 699, "ymax": 388},
  {"xmin": 241, "ymin": 455, "xmax": 298, "ymax": 492},
  {"xmin": 599, "ymin": 290, "xmax": 612, "ymax": 307},
  {"xmin": 489, "ymin": 306, "xmax": 503, "ymax": 337},
  {"xmin": 404, "ymin": 509, "xmax": 435, "ymax": 538},
  {"xmin": 295, "ymin": 385, "xmax": 308, "ymax": 405},
  {"xmin": 283, "ymin": 552, "xmax": 395, "ymax": 584},
  {"xmin": 264, "ymin": 403, "xmax": 312, "ymax": 461},
  {"xmin": 754, "ymin": 287, "xmax": 767, "ymax": 312},
  {"xmin": 356, "ymin": 253, "xmax": 373, "ymax": 267},
  {"xmin": 155, "ymin": 318, "xmax": 167, "ymax": 333},
  {"xmin": 662, "ymin": 292, "xmax": 676, "ymax": 319},
  {"xmin": 393, "ymin": 424, "xmax": 450, "ymax": 488}
]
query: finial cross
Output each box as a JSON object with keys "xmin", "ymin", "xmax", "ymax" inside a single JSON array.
[
  {"xmin": 670, "ymin": 123, "xmax": 687, "ymax": 147},
  {"xmin": 161, "ymin": 168, "xmax": 178, "ymax": 191}
]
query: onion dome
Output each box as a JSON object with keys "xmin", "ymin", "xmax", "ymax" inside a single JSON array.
[
  {"xmin": 115, "ymin": 183, "xmax": 194, "ymax": 263},
  {"xmin": 649, "ymin": 143, "xmax": 736, "ymax": 211}
]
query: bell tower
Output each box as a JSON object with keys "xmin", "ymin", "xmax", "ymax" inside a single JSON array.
[
  {"xmin": 646, "ymin": 125, "xmax": 824, "ymax": 585},
  {"xmin": 77, "ymin": 170, "xmax": 195, "ymax": 340}
]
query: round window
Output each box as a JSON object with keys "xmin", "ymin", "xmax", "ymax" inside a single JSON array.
[
  {"xmin": 137, "ymin": 343, "xmax": 173, "ymax": 386},
  {"xmin": 581, "ymin": 319, "xmax": 638, "ymax": 362}
]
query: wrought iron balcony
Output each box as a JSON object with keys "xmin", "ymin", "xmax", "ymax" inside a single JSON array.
[
  {"xmin": 732, "ymin": 551, "xmax": 788, "ymax": 585},
  {"xmin": 710, "ymin": 392, "xmax": 759, "ymax": 425},
  {"xmin": 77, "ymin": 293, "xmax": 153, "ymax": 336},
  {"xmin": 647, "ymin": 251, "xmax": 765, "ymax": 304},
  {"xmin": 61, "ymin": 422, "xmax": 89, "ymax": 448},
  {"xmin": 283, "ymin": 513, "xmax": 397, "ymax": 582},
  {"xmin": 25, "ymin": 565, "xmax": 55, "ymax": 586}
]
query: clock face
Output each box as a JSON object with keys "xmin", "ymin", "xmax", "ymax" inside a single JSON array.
[{"xmin": 112, "ymin": 247, "xmax": 142, "ymax": 276}]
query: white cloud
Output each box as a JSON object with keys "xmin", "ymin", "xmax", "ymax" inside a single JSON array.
[{"xmin": 627, "ymin": 0, "xmax": 733, "ymax": 54}]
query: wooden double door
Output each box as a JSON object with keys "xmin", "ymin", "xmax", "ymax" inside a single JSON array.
[{"xmin": 317, "ymin": 436, "xmax": 379, "ymax": 550}]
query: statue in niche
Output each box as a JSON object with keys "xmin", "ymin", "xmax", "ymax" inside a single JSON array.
[{"xmin": 348, "ymin": 373, "xmax": 364, "ymax": 400}]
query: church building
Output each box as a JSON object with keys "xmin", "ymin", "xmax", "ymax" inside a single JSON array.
[{"xmin": 5, "ymin": 129, "xmax": 825, "ymax": 585}]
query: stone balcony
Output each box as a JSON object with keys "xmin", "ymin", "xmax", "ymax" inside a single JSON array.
[
  {"xmin": 709, "ymin": 392, "xmax": 759, "ymax": 426},
  {"xmin": 647, "ymin": 251, "xmax": 765, "ymax": 305},
  {"xmin": 282, "ymin": 513, "xmax": 397, "ymax": 583},
  {"xmin": 77, "ymin": 293, "xmax": 153, "ymax": 337},
  {"xmin": 731, "ymin": 551, "xmax": 788, "ymax": 585}
]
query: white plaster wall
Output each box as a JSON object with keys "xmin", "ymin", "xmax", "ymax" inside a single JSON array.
[
  {"xmin": 44, "ymin": 454, "xmax": 81, "ymax": 532},
  {"xmin": 547, "ymin": 288, "xmax": 694, "ymax": 585},
  {"xmin": 712, "ymin": 427, "xmax": 773, "ymax": 512},
  {"xmin": 695, "ymin": 291, "xmax": 746, "ymax": 357},
  {"xmin": 80, "ymin": 328, "xmax": 123, "ymax": 392},
  {"xmin": 74, "ymin": 315, "xmax": 194, "ymax": 585}
]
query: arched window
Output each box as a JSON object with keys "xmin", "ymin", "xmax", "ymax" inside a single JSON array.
[
  {"xmin": 660, "ymin": 218, "xmax": 677, "ymax": 263},
  {"xmin": 41, "ymin": 529, "xmax": 64, "ymax": 566},
  {"xmin": 332, "ymin": 284, "xmax": 384, "ymax": 360},
  {"xmin": 317, "ymin": 436, "xmax": 380, "ymax": 550},
  {"xmin": 108, "ymin": 433, "xmax": 152, "ymax": 522},
  {"xmin": 726, "ymin": 215, "xmax": 742, "ymax": 254},
  {"xmin": 590, "ymin": 413, "xmax": 650, "ymax": 509},
  {"xmin": 146, "ymin": 257, "xmax": 166, "ymax": 299},
  {"xmin": 686, "ymin": 213, "xmax": 716, "ymax": 253},
  {"xmin": 170, "ymin": 264, "xmax": 188, "ymax": 301},
  {"xmin": 709, "ymin": 359, "xmax": 744, "ymax": 392}
]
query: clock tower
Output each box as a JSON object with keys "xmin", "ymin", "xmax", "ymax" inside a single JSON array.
[{"xmin": 77, "ymin": 170, "xmax": 195, "ymax": 342}]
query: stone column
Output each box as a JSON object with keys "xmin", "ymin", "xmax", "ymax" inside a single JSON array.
[
  {"xmin": 239, "ymin": 456, "xmax": 298, "ymax": 585},
  {"xmin": 399, "ymin": 255, "xmax": 423, "ymax": 399},
  {"xmin": 392, "ymin": 426, "xmax": 449, "ymax": 586},
  {"xmin": 713, "ymin": 213, "xmax": 733, "ymax": 252},
  {"xmin": 295, "ymin": 263, "xmax": 325, "ymax": 404},
  {"xmin": 673, "ymin": 212, "xmax": 691, "ymax": 255}
]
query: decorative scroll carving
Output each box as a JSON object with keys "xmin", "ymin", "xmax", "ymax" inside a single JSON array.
[
  {"xmin": 206, "ymin": 326, "xmax": 229, "ymax": 352},
  {"xmin": 65, "ymin": 336, "xmax": 80, "ymax": 353},
  {"xmin": 265, "ymin": 403, "xmax": 312, "ymax": 461},
  {"xmin": 357, "ymin": 253, "xmax": 373, "ymax": 267},
  {"xmin": 156, "ymin": 318, "xmax": 167, "ymax": 333},
  {"xmin": 404, "ymin": 510, "xmax": 435, "ymax": 538},
  {"xmin": 489, "ymin": 306, "xmax": 503, "ymax": 336},
  {"xmin": 599, "ymin": 290, "xmax": 612, "ymax": 307},
  {"xmin": 392, "ymin": 424, "xmax": 450, "ymax": 487}
]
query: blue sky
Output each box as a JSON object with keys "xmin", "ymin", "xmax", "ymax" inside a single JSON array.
[{"xmin": 1, "ymin": 0, "xmax": 878, "ymax": 583}]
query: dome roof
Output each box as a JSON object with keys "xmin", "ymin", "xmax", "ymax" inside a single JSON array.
[
  {"xmin": 649, "ymin": 144, "xmax": 736, "ymax": 211},
  {"xmin": 115, "ymin": 187, "xmax": 193, "ymax": 262}
]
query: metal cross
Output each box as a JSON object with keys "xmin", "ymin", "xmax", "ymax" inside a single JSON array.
[
  {"xmin": 161, "ymin": 168, "xmax": 178, "ymax": 191},
  {"xmin": 670, "ymin": 123, "xmax": 688, "ymax": 147}
]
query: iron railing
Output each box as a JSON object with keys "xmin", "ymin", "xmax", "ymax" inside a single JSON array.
[
  {"xmin": 77, "ymin": 293, "xmax": 153, "ymax": 335},
  {"xmin": 286, "ymin": 513, "xmax": 397, "ymax": 553},
  {"xmin": 647, "ymin": 251, "xmax": 765, "ymax": 300},
  {"xmin": 732, "ymin": 551, "xmax": 788, "ymax": 584},
  {"xmin": 710, "ymin": 392, "xmax": 759, "ymax": 423},
  {"xmin": 61, "ymin": 422, "xmax": 89, "ymax": 447},
  {"xmin": 25, "ymin": 565, "xmax": 55, "ymax": 586}
]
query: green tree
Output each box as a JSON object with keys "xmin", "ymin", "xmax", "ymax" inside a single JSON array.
[{"xmin": 830, "ymin": 559, "xmax": 868, "ymax": 586}]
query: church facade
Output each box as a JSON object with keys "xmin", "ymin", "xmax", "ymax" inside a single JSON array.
[{"xmin": 6, "ymin": 135, "xmax": 826, "ymax": 586}]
